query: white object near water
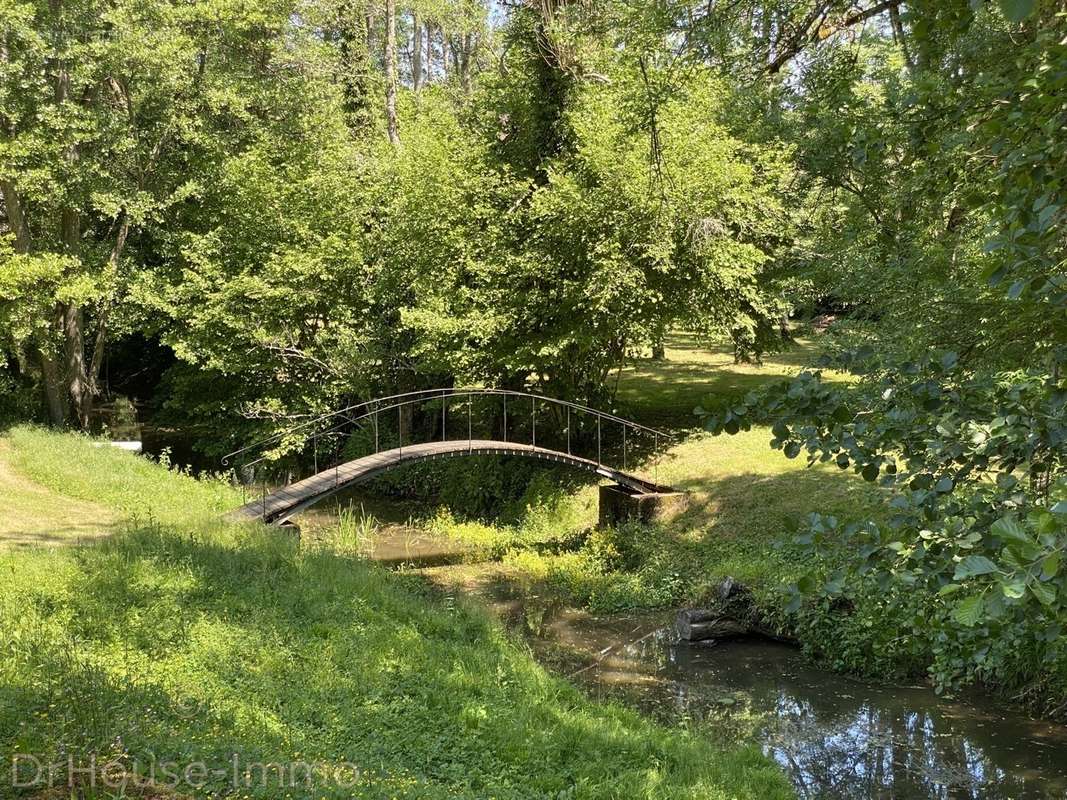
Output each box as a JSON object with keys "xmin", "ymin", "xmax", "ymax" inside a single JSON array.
[{"xmin": 91, "ymin": 440, "xmax": 143, "ymax": 453}]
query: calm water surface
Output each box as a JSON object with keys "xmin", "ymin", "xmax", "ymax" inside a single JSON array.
[{"xmin": 505, "ymin": 603, "xmax": 1067, "ymax": 800}]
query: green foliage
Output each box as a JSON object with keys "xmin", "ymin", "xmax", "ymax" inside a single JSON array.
[{"xmin": 698, "ymin": 347, "xmax": 1067, "ymax": 705}]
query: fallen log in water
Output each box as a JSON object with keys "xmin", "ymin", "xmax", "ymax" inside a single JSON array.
[
  {"xmin": 675, "ymin": 611, "xmax": 749, "ymax": 641},
  {"xmin": 675, "ymin": 577, "xmax": 799, "ymax": 645}
]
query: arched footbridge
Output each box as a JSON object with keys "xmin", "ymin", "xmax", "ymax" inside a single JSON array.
[{"xmin": 224, "ymin": 389, "xmax": 685, "ymax": 526}]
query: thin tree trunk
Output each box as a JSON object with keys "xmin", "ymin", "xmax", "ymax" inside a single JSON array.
[
  {"xmin": 62, "ymin": 302, "xmax": 92, "ymax": 428},
  {"xmin": 459, "ymin": 32, "xmax": 474, "ymax": 93},
  {"xmin": 59, "ymin": 195, "xmax": 93, "ymax": 428},
  {"xmin": 51, "ymin": 5, "xmax": 94, "ymax": 430},
  {"xmin": 889, "ymin": 3, "xmax": 915, "ymax": 73},
  {"xmin": 439, "ymin": 26, "xmax": 448, "ymax": 79},
  {"xmin": 0, "ymin": 181, "xmax": 31, "ymax": 253},
  {"xmin": 384, "ymin": 0, "xmax": 399, "ymax": 144},
  {"xmin": 412, "ymin": 12, "xmax": 422, "ymax": 92}
]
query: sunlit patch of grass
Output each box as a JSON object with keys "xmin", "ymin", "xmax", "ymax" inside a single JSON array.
[
  {"xmin": 5, "ymin": 426, "xmax": 241, "ymax": 527},
  {"xmin": 0, "ymin": 440, "xmax": 119, "ymax": 549},
  {"xmin": 0, "ymin": 429, "xmax": 791, "ymax": 799},
  {"xmin": 615, "ymin": 331, "xmax": 855, "ymax": 430}
]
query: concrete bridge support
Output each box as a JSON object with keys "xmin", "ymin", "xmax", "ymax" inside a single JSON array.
[{"xmin": 598, "ymin": 484, "xmax": 688, "ymax": 527}]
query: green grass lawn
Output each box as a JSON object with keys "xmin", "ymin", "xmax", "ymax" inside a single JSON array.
[
  {"xmin": 0, "ymin": 427, "xmax": 791, "ymax": 800},
  {"xmin": 0, "ymin": 439, "xmax": 119, "ymax": 549},
  {"xmin": 614, "ymin": 331, "xmax": 851, "ymax": 430}
]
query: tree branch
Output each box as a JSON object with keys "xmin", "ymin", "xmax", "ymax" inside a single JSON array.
[{"xmin": 768, "ymin": 0, "xmax": 903, "ymax": 74}]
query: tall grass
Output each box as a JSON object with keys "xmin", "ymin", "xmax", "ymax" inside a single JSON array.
[
  {"xmin": 0, "ymin": 427, "xmax": 791, "ymax": 799},
  {"xmin": 335, "ymin": 504, "xmax": 378, "ymax": 554}
]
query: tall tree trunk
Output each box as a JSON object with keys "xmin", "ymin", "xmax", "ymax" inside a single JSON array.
[
  {"xmin": 439, "ymin": 26, "xmax": 448, "ymax": 79},
  {"xmin": 0, "ymin": 181, "xmax": 31, "ymax": 253},
  {"xmin": 59, "ymin": 203, "xmax": 93, "ymax": 428},
  {"xmin": 651, "ymin": 325, "xmax": 666, "ymax": 360},
  {"xmin": 52, "ymin": 4, "xmax": 93, "ymax": 429},
  {"xmin": 889, "ymin": 3, "xmax": 916, "ymax": 73},
  {"xmin": 411, "ymin": 12, "xmax": 423, "ymax": 92},
  {"xmin": 37, "ymin": 344, "xmax": 68, "ymax": 426},
  {"xmin": 384, "ymin": 0, "xmax": 399, "ymax": 144},
  {"xmin": 339, "ymin": 0, "xmax": 373, "ymax": 132},
  {"xmin": 456, "ymin": 32, "xmax": 474, "ymax": 93},
  {"xmin": 62, "ymin": 302, "xmax": 92, "ymax": 428}
]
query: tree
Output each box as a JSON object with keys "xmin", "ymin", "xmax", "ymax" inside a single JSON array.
[
  {"xmin": 385, "ymin": 0, "xmax": 400, "ymax": 143},
  {"xmin": 0, "ymin": 0, "xmax": 333, "ymax": 427}
]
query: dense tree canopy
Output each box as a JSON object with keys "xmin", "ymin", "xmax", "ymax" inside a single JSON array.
[{"xmin": 1, "ymin": 0, "xmax": 1061, "ymax": 450}]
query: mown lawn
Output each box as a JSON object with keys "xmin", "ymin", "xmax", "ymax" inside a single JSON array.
[
  {"xmin": 614, "ymin": 331, "xmax": 848, "ymax": 430},
  {"xmin": 0, "ymin": 427, "xmax": 791, "ymax": 799}
]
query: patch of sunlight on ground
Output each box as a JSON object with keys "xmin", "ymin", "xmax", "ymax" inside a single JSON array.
[
  {"xmin": 0, "ymin": 439, "xmax": 117, "ymax": 548},
  {"xmin": 616, "ymin": 330, "xmax": 854, "ymax": 429}
]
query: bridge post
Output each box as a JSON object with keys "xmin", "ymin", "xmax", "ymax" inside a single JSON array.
[
  {"xmin": 654, "ymin": 432, "xmax": 659, "ymax": 485},
  {"xmin": 598, "ymin": 484, "xmax": 687, "ymax": 528}
]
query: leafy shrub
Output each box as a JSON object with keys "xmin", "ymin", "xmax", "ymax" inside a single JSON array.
[{"xmin": 699, "ymin": 348, "xmax": 1067, "ymax": 712}]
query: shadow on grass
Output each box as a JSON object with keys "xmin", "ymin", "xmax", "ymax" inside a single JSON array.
[
  {"xmin": 1, "ymin": 523, "xmax": 790, "ymax": 799},
  {"xmin": 671, "ymin": 465, "xmax": 882, "ymax": 543}
]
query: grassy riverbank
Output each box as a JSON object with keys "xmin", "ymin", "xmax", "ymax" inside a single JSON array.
[
  {"xmin": 413, "ymin": 333, "xmax": 877, "ymax": 614},
  {"xmin": 0, "ymin": 427, "xmax": 790, "ymax": 799}
]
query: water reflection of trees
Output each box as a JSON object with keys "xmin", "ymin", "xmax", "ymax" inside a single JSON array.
[
  {"xmin": 655, "ymin": 645, "xmax": 1063, "ymax": 800},
  {"xmin": 760, "ymin": 696, "xmax": 1023, "ymax": 799}
]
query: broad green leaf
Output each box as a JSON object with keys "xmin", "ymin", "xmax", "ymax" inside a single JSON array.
[
  {"xmin": 954, "ymin": 555, "xmax": 999, "ymax": 580},
  {"xmin": 991, "ymin": 517, "xmax": 1031, "ymax": 544},
  {"xmin": 1001, "ymin": 579, "xmax": 1026, "ymax": 599},
  {"xmin": 1041, "ymin": 552, "xmax": 1061, "ymax": 581},
  {"xmin": 953, "ymin": 595, "xmax": 984, "ymax": 627},
  {"xmin": 1030, "ymin": 579, "xmax": 1057, "ymax": 607},
  {"xmin": 996, "ymin": 472, "xmax": 1018, "ymax": 490},
  {"xmin": 997, "ymin": 0, "xmax": 1035, "ymax": 21},
  {"xmin": 797, "ymin": 574, "xmax": 818, "ymax": 594}
]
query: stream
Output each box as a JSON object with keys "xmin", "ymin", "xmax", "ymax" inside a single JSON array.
[
  {"xmin": 295, "ymin": 495, "xmax": 1067, "ymax": 799},
  {"xmin": 507, "ymin": 603, "xmax": 1067, "ymax": 800}
]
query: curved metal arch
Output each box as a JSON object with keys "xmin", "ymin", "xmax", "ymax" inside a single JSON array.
[{"xmin": 222, "ymin": 387, "xmax": 673, "ymax": 469}]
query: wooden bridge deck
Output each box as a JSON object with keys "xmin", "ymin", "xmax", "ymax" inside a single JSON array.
[{"xmin": 232, "ymin": 439, "xmax": 666, "ymax": 524}]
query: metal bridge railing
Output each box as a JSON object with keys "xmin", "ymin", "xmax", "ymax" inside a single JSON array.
[{"xmin": 222, "ymin": 388, "xmax": 675, "ymax": 506}]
